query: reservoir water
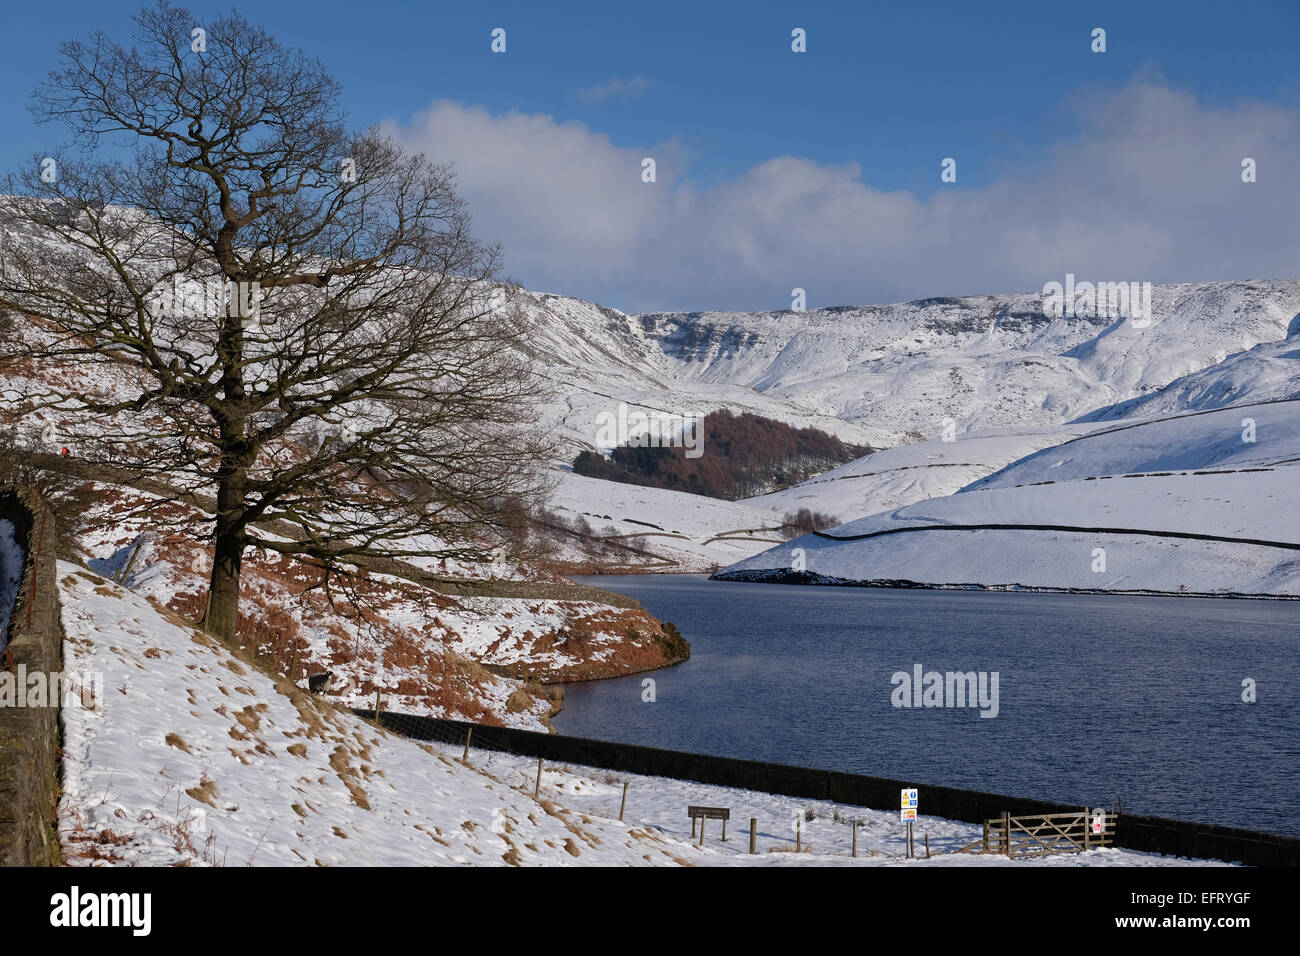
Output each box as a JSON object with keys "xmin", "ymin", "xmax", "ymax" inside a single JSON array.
[{"xmin": 558, "ymin": 575, "xmax": 1300, "ymax": 837}]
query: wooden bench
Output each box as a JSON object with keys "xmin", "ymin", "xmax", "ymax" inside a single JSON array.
[{"xmin": 688, "ymin": 805, "xmax": 730, "ymax": 843}]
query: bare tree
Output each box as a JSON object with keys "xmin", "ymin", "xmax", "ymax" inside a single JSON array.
[{"xmin": 0, "ymin": 2, "xmax": 553, "ymax": 643}]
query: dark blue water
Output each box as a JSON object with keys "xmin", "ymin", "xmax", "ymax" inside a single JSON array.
[{"xmin": 557, "ymin": 576, "xmax": 1300, "ymax": 837}]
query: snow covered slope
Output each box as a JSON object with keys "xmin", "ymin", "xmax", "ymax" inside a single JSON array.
[
  {"xmin": 1078, "ymin": 329, "xmax": 1300, "ymax": 422},
  {"xmin": 57, "ymin": 563, "xmax": 697, "ymax": 865},
  {"xmin": 533, "ymin": 279, "xmax": 1298, "ymax": 558},
  {"xmin": 970, "ymin": 400, "xmax": 1300, "ymax": 490},
  {"xmin": 519, "ymin": 289, "xmax": 888, "ymax": 458},
  {"xmin": 56, "ymin": 562, "xmax": 1222, "ymax": 867},
  {"xmin": 743, "ymin": 423, "xmax": 1097, "ymax": 524},
  {"xmin": 717, "ymin": 403, "xmax": 1300, "ymax": 598},
  {"xmin": 528, "ymin": 280, "xmax": 1300, "ymax": 456},
  {"xmin": 544, "ymin": 469, "xmax": 785, "ymax": 572}
]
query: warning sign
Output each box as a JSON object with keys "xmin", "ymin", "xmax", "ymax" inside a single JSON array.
[{"xmin": 901, "ymin": 788, "xmax": 918, "ymax": 821}]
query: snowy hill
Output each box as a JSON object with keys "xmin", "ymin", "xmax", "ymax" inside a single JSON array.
[
  {"xmin": 56, "ymin": 563, "xmax": 1221, "ymax": 867},
  {"xmin": 539, "ymin": 280, "xmax": 1298, "ymax": 445},
  {"xmin": 544, "ymin": 469, "xmax": 785, "ymax": 572},
  {"xmin": 527, "ymin": 280, "xmax": 1300, "ymax": 456},
  {"xmin": 534, "ymin": 279, "xmax": 1300, "ymax": 567},
  {"xmin": 1078, "ymin": 333, "xmax": 1300, "ymax": 422},
  {"xmin": 969, "ymin": 400, "xmax": 1300, "ymax": 490},
  {"xmin": 716, "ymin": 403, "xmax": 1300, "ymax": 598},
  {"xmin": 742, "ymin": 423, "xmax": 1097, "ymax": 525}
]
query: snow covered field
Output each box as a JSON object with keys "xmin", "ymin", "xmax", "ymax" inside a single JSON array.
[
  {"xmin": 55, "ymin": 561, "xmax": 1226, "ymax": 867},
  {"xmin": 719, "ymin": 402, "xmax": 1300, "ymax": 597},
  {"xmin": 546, "ymin": 469, "xmax": 786, "ymax": 571},
  {"xmin": 969, "ymin": 401, "xmax": 1300, "ymax": 489},
  {"xmin": 744, "ymin": 423, "xmax": 1097, "ymax": 524}
]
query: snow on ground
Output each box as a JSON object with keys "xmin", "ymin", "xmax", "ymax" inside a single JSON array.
[
  {"xmin": 543, "ymin": 423, "xmax": 1103, "ymax": 574},
  {"xmin": 57, "ymin": 563, "xmax": 690, "ymax": 866},
  {"xmin": 723, "ymin": 525, "xmax": 1300, "ymax": 597},
  {"xmin": 416, "ymin": 745, "xmax": 1230, "ymax": 868},
  {"xmin": 56, "ymin": 560, "xmax": 1225, "ymax": 867},
  {"xmin": 744, "ymin": 423, "xmax": 1096, "ymax": 524},
  {"xmin": 720, "ymin": 403, "xmax": 1300, "ymax": 597},
  {"xmin": 546, "ymin": 468, "xmax": 786, "ymax": 571},
  {"xmin": 1079, "ymin": 330, "xmax": 1300, "ymax": 422},
  {"xmin": 633, "ymin": 280, "xmax": 1300, "ymax": 439},
  {"xmin": 968, "ymin": 400, "xmax": 1300, "ymax": 490},
  {"xmin": 821, "ymin": 470, "xmax": 1298, "ymax": 545},
  {"xmin": 66, "ymin": 484, "xmax": 688, "ymax": 724},
  {"xmin": 721, "ymin": 471, "xmax": 1300, "ymax": 596}
]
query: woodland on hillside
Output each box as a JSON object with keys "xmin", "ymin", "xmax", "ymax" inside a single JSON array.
[{"xmin": 573, "ymin": 409, "xmax": 868, "ymax": 500}]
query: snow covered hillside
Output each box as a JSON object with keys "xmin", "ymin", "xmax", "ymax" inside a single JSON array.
[
  {"xmin": 543, "ymin": 470, "xmax": 786, "ymax": 572},
  {"xmin": 532, "ymin": 278, "xmax": 1299, "ymax": 570},
  {"xmin": 717, "ymin": 403, "xmax": 1300, "ymax": 598},
  {"xmin": 1078, "ymin": 332, "xmax": 1300, "ymax": 422},
  {"xmin": 536, "ymin": 279, "xmax": 1300, "ymax": 455},
  {"xmin": 57, "ymin": 563, "xmax": 693, "ymax": 865},
  {"xmin": 969, "ymin": 400, "xmax": 1300, "ymax": 490},
  {"xmin": 743, "ymin": 423, "xmax": 1097, "ymax": 524},
  {"xmin": 62, "ymin": 484, "xmax": 689, "ymax": 724},
  {"xmin": 56, "ymin": 563, "xmax": 1222, "ymax": 867}
]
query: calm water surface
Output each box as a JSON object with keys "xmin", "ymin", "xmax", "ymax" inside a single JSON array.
[{"xmin": 556, "ymin": 576, "xmax": 1300, "ymax": 837}]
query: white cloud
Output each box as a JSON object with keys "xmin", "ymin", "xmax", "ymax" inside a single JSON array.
[
  {"xmin": 393, "ymin": 81, "xmax": 1300, "ymax": 313},
  {"xmin": 576, "ymin": 76, "xmax": 651, "ymax": 103}
]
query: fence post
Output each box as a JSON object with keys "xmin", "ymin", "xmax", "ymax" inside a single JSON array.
[
  {"xmin": 749, "ymin": 818, "xmax": 757, "ymax": 855},
  {"xmin": 1003, "ymin": 811, "xmax": 1011, "ymax": 858},
  {"xmin": 373, "ymin": 689, "xmax": 382, "ymax": 723},
  {"xmin": 1084, "ymin": 808, "xmax": 1090, "ymax": 850},
  {"xmin": 983, "ymin": 819, "xmax": 989, "ymax": 853},
  {"xmin": 852, "ymin": 821, "xmax": 857, "ymax": 858},
  {"xmin": 796, "ymin": 817, "xmax": 801, "ymax": 852},
  {"xmin": 619, "ymin": 781, "xmax": 628, "ymax": 821},
  {"xmin": 924, "ymin": 833, "xmax": 930, "ymax": 859},
  {"xmin": 534, "ymin": 757, "xmax": 543, "ymax": 796},
  {"xmin": 463, "ymin": 726, "xmax": 472, "ymax": 761}
]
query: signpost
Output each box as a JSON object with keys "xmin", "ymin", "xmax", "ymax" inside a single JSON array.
[{"xmin": 901, "ymin": 788, "xmax": 919, "ymax": 857}]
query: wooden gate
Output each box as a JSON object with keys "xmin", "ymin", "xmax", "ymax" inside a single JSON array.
[{"xmin": 976, "ymin": 809, "xmax": 1117, "ymax": 858}]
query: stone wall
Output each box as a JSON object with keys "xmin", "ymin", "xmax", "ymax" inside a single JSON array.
[{"xmin": 0, "ymin": 487, "xmax": 62, "ymax": 867}]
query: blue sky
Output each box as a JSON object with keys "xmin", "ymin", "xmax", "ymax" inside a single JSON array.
[{"xmin": 2, "ymin": 1, "xmax": 1298, "ymax": 312}]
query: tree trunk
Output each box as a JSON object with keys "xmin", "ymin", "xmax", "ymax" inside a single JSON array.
[{"xmin": 202, "ymin": 477, "xmax": 245, "ymax": 644}]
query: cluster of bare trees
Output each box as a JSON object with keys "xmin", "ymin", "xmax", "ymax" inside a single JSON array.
[
  {"xmin": 0, "ymin": 3, "xmax": 553, "ymax": 641},
  {"xmin": 778, "ymin": 508, "xmax": 841, "ymax": 539}
]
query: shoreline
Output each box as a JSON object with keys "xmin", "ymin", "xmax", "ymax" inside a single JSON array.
[{"xmin": 708, "ymin": 568, "xmax": 1300, "ymax": 601}]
